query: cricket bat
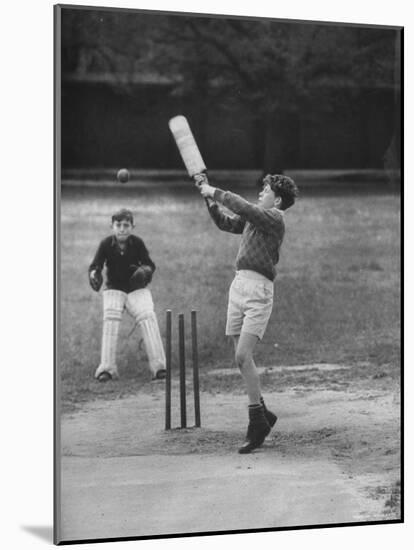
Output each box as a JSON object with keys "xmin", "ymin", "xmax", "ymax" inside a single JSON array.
[{"xmin": 168, "ymin": 115, "xmax": 207, "ymax": 178}]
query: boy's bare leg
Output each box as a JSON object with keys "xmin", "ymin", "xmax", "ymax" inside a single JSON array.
[
  {"xmin": 232, "ymin": 333, "xmax": 261, "ymax": 404},
  {"xmin": 233, "ymin": 332, "xmax": 277, "ymax": 453}
]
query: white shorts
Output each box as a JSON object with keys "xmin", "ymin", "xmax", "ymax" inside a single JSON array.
[{"xmin": 226, "ymin": 270, "xmax": 274, "ymax": 340}]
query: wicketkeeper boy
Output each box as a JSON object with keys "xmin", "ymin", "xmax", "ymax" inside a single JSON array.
[
  {"xmin": 196, "ymin": 173, "xmax": 298, "ymax": 453},
  {"xmin": 88, "ymin": 208, "xmax": 166, "ymax": 382}
]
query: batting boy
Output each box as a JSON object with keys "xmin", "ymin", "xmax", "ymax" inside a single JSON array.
[
  {"xmin": 88, "ymin": 208, "xmax": 166, "ymax": 382},
  {"xmin": 196, "ymin": 174, "xmax": 298, "ymax": 453}
]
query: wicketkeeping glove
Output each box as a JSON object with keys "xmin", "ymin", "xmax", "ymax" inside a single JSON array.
[
  {"xmin": 129, "ymin": 264, "xmax": 153, "ymax": 291},
  {"xmin": 89, "ymin": 269, "xmax": 103, "ymax": 292}
]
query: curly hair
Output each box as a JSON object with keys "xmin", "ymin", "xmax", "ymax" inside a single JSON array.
[
  {"xmin": 265, "ymin": 174, "xmax": 299, "ymax": 210},
  {"xmin": 111, "ymin": 208, "xmax": 134, "ymax": 225}
]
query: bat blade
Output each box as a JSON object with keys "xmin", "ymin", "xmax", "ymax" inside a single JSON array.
[{"xmin": 168, "ymin": 115, "xmax": 207, "ymax": 177}]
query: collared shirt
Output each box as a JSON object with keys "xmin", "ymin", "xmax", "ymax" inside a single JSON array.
[
  {"xmin": 89, "ymin": 234, "xmax": 156, "ymax": 293},
  {"xmin": 208, "ymin": 188, "xmax": 285, "ymax": 282}
]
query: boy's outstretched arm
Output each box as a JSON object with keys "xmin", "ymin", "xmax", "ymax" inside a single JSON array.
[
  {"xmin": 129, "ymin": 240, "xmax": 156, "ymax": 290},
  {"xmin": 88, "ymin": 240, "xmax": 106, "ymax": 291},
  {"xmin": 195, "ymin": 174, "xmax": 283, "ymax": 234},
  {"xmin": 136, "ymin": 240, "xmax": 156, "ymax": 273},
  {"xmin": 215, "ymin": 190, "xmax": 283, "ymax": 233},
  {"xmin": 194, "ymin": 174, "xmax": 245, "ymax": 234}
]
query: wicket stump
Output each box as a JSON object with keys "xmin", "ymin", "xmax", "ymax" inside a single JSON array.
[{"xmin": 165, "ymin": 309, "xmax": 201, "ymax": 430}]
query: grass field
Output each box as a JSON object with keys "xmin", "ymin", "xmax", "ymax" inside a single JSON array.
[{"xmin": 59, "ymin": 183, "xmax": 401, "ymax": 412}]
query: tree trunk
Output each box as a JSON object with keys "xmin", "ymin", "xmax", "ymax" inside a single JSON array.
[
  {"xmin": 251, "ymin": 115, "xmax": 266, "ymax": 170},
  {"xmin": 262, "ymin": 111, "xmax": 285, "ymax": 175}
]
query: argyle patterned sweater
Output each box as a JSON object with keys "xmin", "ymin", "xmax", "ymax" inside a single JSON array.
[{"xmin": 208, "ymin": 189, "xmax": 285, "ymax": 282}]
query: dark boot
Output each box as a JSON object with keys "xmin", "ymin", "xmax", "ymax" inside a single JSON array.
[
  {"xmin": 238, "ymin": 404, "xmax": 271, "ymax": 454},
  {"xmin": 260, "ymin": 396, "xmax": 277, "ymax": 428},
  {"xmin": 152, "ymin": 368, "xmax": 166, "ymax": 380},
  {"xmin": 97, "ymin": 371, "xmax": 112, "ymax": 383}
]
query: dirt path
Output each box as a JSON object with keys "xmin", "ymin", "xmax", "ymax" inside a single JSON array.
[{"xmin": 59, "ymin": 380, "xmax": 400, "ymax": 542}]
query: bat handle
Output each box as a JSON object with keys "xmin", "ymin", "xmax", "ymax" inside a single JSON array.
[
  {"xmin": 193, "ymin": 172, "xmax": 214, "ymax": 207},
  {"xmin": 193, "ymin": 172, "xmax": 208, "ymax": 187}
]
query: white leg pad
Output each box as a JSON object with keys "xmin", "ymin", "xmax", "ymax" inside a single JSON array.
[
  {"xmin": 95, "ymin": 290, "xmax": 126, "ymax": 379},
  {"xmin": 138, "ymin": 313, "xmax": 166, "ymax": 375},
  {"xmin": 126, "ymin": 289, "xmax": 166, "ymax": 376},
  {"xmin": 125, "ymin": 289, "xmax": 154, "ymax": 322}
]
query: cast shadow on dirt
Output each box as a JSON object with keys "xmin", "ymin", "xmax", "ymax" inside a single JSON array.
[{"xmin": 158, "ymin": 426, "xmax": 338, "ymax": 457}]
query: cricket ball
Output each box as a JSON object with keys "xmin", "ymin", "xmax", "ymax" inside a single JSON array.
[{"xmin": 117, "ymin": 168, "xmax": 130, "ymax": 184}]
